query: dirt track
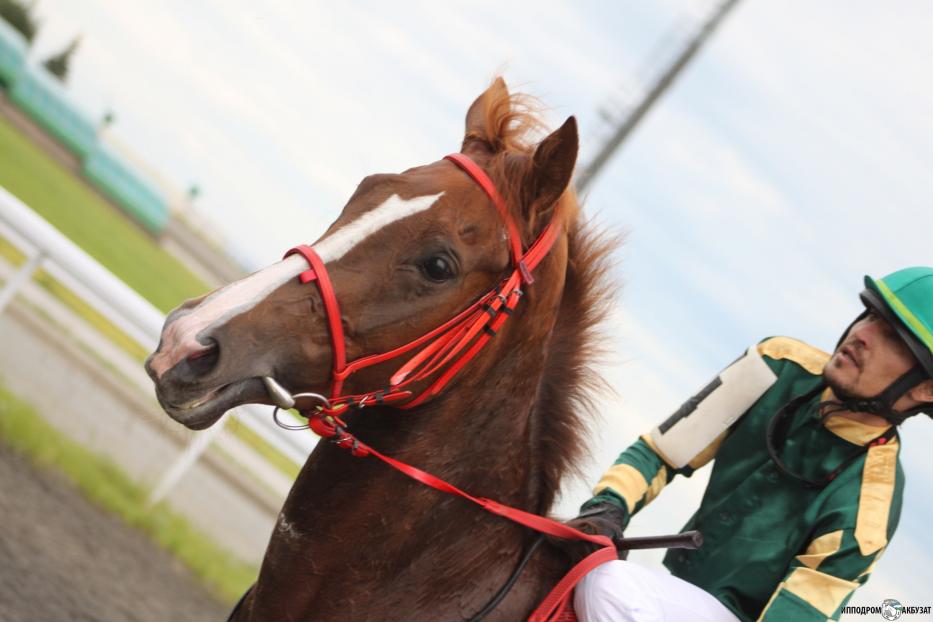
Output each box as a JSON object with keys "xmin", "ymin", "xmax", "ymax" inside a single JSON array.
[{"xmin": 0, "ymin": 444, "xmax": 229, "ymax": 622}]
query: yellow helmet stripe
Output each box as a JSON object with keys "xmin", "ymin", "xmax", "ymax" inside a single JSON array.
[{"xmin": 875, "ymin": 279, "xmax": 933, "ymax": 350}]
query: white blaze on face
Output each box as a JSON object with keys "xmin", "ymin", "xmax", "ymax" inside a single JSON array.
[
  {"xmin": 313, "ymin": 192, "xmax": 444, "ymax": 263},
  {"xmin": 151, "ymin": 192, "xmax": 444, "ymax": 378}
]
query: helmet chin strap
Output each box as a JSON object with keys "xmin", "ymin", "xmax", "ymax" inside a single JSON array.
[{"xmin": 821, "ymin": 365, "xmax": 929, "ymax": 426}]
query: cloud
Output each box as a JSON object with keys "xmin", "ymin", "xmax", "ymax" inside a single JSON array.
[{"xmin": 32, "ymin": 0, "xmax": 703, "ymax": 269}]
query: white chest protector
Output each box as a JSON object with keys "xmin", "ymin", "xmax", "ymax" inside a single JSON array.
[{"xmin": 649, "ymin": 345, "xmax": 778, "ymax": 469}]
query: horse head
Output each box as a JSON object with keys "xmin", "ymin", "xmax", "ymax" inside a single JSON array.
[
  {"xmin": 146, "ymin": 78, "xmax": 618, "ymax": 621},
  {"xmin": 146, "ymin": 78, "xmax": 580, "ymax": 432}
]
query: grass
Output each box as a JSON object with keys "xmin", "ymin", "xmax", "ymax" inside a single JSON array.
[
  {"xmin": 0, "ymin": 382, "xmax": 257, "ymax": 604},
  {"xmin": 0, "ymin": 111, "xmax": 303, "ymax": 475},
  {"xmin": 0, "ymin": 113, "xmax": 208, "ymax": 313}
]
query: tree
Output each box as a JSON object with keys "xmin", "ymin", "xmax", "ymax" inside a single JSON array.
[
  {"xmin": 99, "ymin": 109, "xmax": 115, "ymax": 132},
  {"xmin": 43, "ymin": 35, "xmax": 80, "ymax": 83},
  {"xmin": 0, "ymin": 0, "xmax": 38, "ymax": 44}
]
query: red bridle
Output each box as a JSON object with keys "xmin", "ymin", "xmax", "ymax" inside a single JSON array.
[
  {"xmin": 284, "ymin": 153, "xmax": 561, "ymax": 415},
  {"xmin": 282, "ymin": 153, "xmax": 615, "ymax": 622}
]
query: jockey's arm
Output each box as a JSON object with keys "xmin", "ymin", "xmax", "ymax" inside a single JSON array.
[
  {"xmin": 757, "ymin": 527, "xmax": 886, "ymax": 620},
  {"xmin": 581, "ymin": 343, "xmax": 778, "ymax": 527},
  {"xmin": 581, "ymin": 431, "xmax": 726, "ymax": 529}
]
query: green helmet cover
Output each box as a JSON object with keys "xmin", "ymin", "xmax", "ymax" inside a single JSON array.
[{"xmin": 860, "ymin": 266, "xmax": 933, "ymax": 378}]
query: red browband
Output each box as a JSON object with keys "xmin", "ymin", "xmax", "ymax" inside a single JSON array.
[{"xmin": 284, "ymin": 153, "xmax": 561, "ymax": 413}]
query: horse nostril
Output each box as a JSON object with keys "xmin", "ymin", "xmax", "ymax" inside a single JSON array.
[{"xmin": 186, "ymin": 339, "xmax": 220, "ymax": 377}]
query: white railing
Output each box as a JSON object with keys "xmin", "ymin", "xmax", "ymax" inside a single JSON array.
[{"xmin": 0, "ymin": 184, "xmax": 316, "ymax": 501}]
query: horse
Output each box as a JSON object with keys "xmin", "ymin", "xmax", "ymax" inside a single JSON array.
[{"xmin": 145, "ymin": 77, "xmax": 618, "ymax": 621}]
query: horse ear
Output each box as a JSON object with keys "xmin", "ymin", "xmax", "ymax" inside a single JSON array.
[
  {"xmin": 462, "ymin": 77, "xmax": 509, "ymax": 155},
  {"xmin": 525, "ymin": 116, "xmax": 578, "ymax": 215}
]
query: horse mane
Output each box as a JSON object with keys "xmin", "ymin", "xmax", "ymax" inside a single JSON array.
[{"xmin": 467, "ymin": 80, "xmax": 620, "ymax": 514}]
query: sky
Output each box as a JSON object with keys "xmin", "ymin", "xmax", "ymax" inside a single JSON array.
[{"xmin": 20, "ymin": 0, "xmax": 933, "ymax": 613}]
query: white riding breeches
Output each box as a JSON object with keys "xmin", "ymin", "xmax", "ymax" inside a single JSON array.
[{"xmin": 573, "ymin": 560, "xmax": 741, "ymax": 622}]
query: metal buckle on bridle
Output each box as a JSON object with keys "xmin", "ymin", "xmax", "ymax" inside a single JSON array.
[
  {"xmin": 268, "ymin": 381, "xmax": 333, "ymax": 431},
  {"xmin": 330, "ymin": 424, "xmax": 358, "ymax": 449}
]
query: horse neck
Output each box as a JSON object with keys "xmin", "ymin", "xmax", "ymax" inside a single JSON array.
[
  {"xmin": 254, "ymin": 253, "xmax": 571, "ymax": 620},
  {"xmin": 288, "ymin": 278, "xmax": 563, "ymax": 538}
]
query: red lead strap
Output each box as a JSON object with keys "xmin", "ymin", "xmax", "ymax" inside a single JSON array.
[{"xmin": 316, "ymin": 422, "xmax": 617, "ymax": 622}]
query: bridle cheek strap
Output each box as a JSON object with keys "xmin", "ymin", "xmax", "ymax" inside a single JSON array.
[
  {"xmin": 284, "ymin": 244, "xmax": 349, "ymax": 394},
  {"xmin": 443, "ymin": 153, "xmax": 533, "ymax": 283}
]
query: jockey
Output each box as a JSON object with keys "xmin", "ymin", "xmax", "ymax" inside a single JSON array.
[{"xmin": 571, "ymin": 267, "xmax": 933, "ymax": 622}]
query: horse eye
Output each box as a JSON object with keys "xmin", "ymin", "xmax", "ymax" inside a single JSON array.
[{"xmin": 421, "ymin": 255, "xmax": 455, "ymax": 282}]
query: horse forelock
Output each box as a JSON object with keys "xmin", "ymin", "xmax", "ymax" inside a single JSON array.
[{"xmin": 465, "ymin": 82, "xmax": 580, "ymax": 247}]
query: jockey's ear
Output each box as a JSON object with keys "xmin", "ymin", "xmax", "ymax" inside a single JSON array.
[
  {"xmin": 908, "ymin": 379, "xmax": 933, "ymax": 405},
  {"xmin": 523, "ymin": 116, "xmax": 578, "ymax": 221},
  {"xmin": 461, "ymin": 77, "xmax": 509, "ymax": 156}
]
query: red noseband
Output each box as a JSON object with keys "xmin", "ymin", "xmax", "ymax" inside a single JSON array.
[{"xmin": 284, "ymin": 153, "xmax": 561, "ymax": 414}]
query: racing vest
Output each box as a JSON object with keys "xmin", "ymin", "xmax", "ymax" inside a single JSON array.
[{"xmin": 584, "ymin": 337, "xmax": 904, "ymax": 621}]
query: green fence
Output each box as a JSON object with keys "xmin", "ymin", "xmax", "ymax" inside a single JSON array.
[
  {"xmin": 0, "ymin": 18, "xmax": 170, "ymax": 235},
  {"xmin": 82, "ymin": 144, "xmax": 169, "ymax": 233},
  {"xmin": 8, "ymin": 63, "xmax": 98, "ymax": 160}
]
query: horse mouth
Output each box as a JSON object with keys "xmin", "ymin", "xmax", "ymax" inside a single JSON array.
[{"xmin": 160, "ymin": 377, "xmax": 267, "ymax": 430}]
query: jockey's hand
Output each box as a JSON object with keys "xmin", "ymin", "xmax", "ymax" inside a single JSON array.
[
  {"xmin": 549, "ymin": 502, "xmax": 628, "ymax": 565},
  {"xmin": 569, "ymin": 502, "xmax": 627, "ymax": 546}
]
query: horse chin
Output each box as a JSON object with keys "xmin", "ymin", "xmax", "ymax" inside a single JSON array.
[{"xmin": 162, "ymin": 377, "xmax": 268, "ymax": 430}]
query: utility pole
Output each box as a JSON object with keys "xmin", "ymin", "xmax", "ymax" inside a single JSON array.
[{"xmin": 576, "ymin": 0, "xmax": 742, "ymax": 194}]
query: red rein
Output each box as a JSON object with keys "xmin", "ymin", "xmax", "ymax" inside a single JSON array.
[{"xmin": 285, "ymin": 153, "xmax": 616, "ymax": 621}]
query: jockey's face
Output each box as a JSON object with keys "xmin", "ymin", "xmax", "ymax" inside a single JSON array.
[{"xmin": 824, "ymin": 310, "xmax": 919, "ymax": 402}]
